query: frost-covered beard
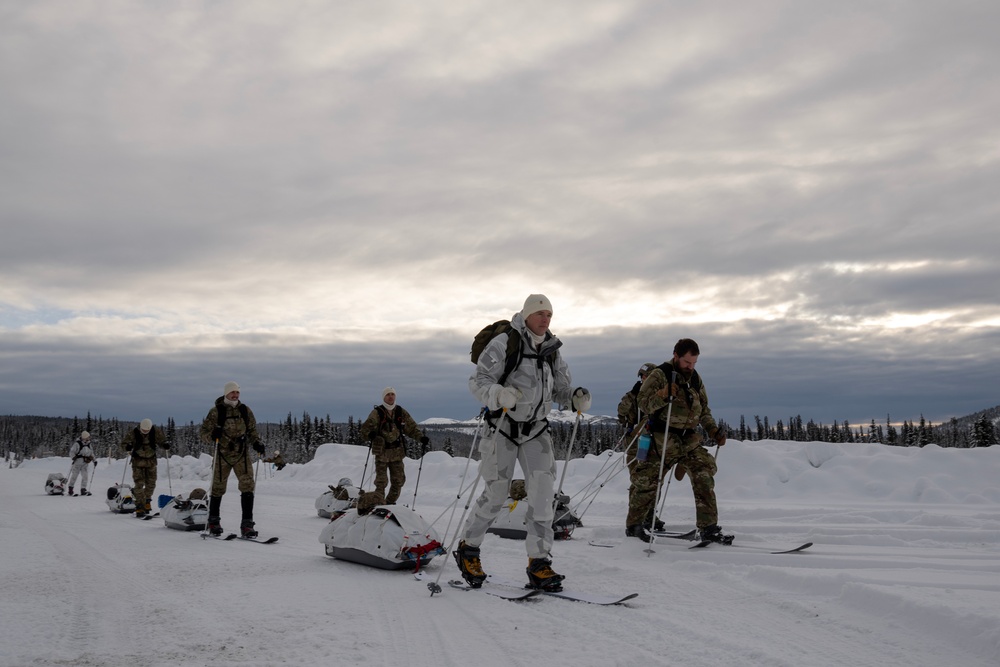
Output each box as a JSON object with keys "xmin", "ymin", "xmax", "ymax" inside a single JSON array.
[
  {"xmin": 382, "ymin": 402, "xmax": 396, "ymax": 412},
  {"xmin": 224, "ymin": 398, "xmax": 239, "ymax": 408}
]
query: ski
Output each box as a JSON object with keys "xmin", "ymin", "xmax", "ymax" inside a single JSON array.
[
  {"xmin": 142, "ymin": 512, "xmax": 161, "ymax": 521},
  {"xmin": 237, "ymin": 536, "xmax": 279, "ymax": 544},
  {"xmin": 412, "ymin": 571, "xmax": 539, "ymax": 600},
  {"xmin": 652, "ymin": 529, "xmax": 698, "ymax": 540},
  {"xmin": 486, "ymin": 575, "xmax": 638, "ymax": 605},
  {"xmin": 201, "ymin": 533, "xmax": 238, "ymax": 541},
  {"xmin": 447, "ymin": 580, "xmax": 542, "ymax": 600},
  {"xmin": 690, "ymin": 540, "xmax": 813, "ymax": 554}
]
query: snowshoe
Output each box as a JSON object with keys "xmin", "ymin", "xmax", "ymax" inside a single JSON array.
[
  {"xmin": 699, "ymin": 524, "xmax": 734, "ymax": 545},
  {"xmin": 625, "ymin": 524, "xmax": 651, "ymax": 543},
  {"xmin": 207, "ymin": 516, "xmax": 224, "ymax": 537},
  {"xmin": 453, "ymin": 540, "xmax": 486, "ymax": 588},
  {"xmin": 240, "ymin": 520, "xmax": 258, "ymax": 539},
  {"xmin": 526, "ymin": 557, "xmax": 564, "ymax": 592}
]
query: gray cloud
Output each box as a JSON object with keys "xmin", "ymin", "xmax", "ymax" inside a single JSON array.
[{"xmin": 2, "ymin": 1, "xmax": 998, "ymax": 430}]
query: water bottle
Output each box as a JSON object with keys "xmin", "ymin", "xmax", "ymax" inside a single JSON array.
[{"xmin": 637, "ymin": 434, "xmax": 651, "ymax": 462}]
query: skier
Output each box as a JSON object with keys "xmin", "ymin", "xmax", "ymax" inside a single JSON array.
[
  {"xmin": 358, "ymin": 387, "xmax": 429, "ymax": 505},
  {"xmin": 120, "ymin": 419, "xmax": 170, "ymax": 517},
  {"xmin": 455, "ymin": 294, "xmax": 591, "ymax": 591},
  {"xmin": 617, "ymin": 363, "xmax": 669, "ymax": 539},
  {"xmin": 633, "ymin": 338, "xmax": 730, "ymax": 544},
  {"xmin": 199, "ymin": 381, "xmax": 265, "ymax": 538},
  {"xmin": 264, "ymin": 450, "xmax": 286, "ymax": 471},
  {"xmin": 67, "ymin": 431, "xmax": 96, "ymax": 496}
]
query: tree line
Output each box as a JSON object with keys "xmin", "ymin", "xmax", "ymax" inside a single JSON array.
[{"xmin": 3, "ymin": 406, "xmax": 997, "ymax": 466}]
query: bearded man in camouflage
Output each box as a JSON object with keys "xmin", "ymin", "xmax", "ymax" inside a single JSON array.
[
  {"xmin": 632, "ymin": 338, "xmax": 730, "ymax": 544},
  {"xmin": 200, "ymin": 381, "xmax": 265, "ymax": 538}
]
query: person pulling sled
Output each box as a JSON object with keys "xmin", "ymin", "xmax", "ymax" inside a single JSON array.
[{"xmin": 67, "ymin": 431, "xmax": 96, "ymax": 496}]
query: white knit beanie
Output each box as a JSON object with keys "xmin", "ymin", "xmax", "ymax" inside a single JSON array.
[
  {"xmin": 382, "ymin": 387, "xmax": 396, "ymax": 401},
  {"xmin": 139, "ymin": 419, "xmax": 152, "ymax": 432},
  {"xmin": 521, "ymin": 294, "xmax": 553, "ymax": 320},
  {"xmin": 224, "ymin": 381, "xmax": 240, "ymax": 395}
]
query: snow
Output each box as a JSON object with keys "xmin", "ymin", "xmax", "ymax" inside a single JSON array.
[{"xmin": 2, "ymin": 439, "xmax": 999, "ymax": 667}]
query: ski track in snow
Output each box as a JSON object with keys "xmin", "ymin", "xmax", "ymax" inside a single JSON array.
[{"xmin": 2, "ymin": 439, "xmax": 999, "ymax": 667}]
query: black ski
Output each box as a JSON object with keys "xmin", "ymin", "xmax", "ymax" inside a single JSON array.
[
  {"xmin": 142, "ymin": 512, "xmax": 161, "ymax": 521},
  {"xmin": 237, "ymin": 536, "xmax": 279, "ymax": 544},
  {"xmin": 201, "ymin": 533, "xmax": 238, "ymax": 541},
  {"xmin": 487, "ymin": 575, "xmax": 638, "ymax": 605},
  {"xmin": 691, "ymin": 540, "xmax": 813, "ymax": 554}
]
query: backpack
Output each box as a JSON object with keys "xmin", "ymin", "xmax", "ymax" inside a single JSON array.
[
  {"xmin": 471, "ymin": 319, "xmax": 558, "ymax": 387},
  {"xmin": 471, "ymin": 320, "xmax": 523, "ymax": 386}
]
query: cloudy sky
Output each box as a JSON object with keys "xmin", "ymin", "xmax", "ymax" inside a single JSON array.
[{"xmin": 2, "ymin": 1, "xmax": 998, "ymax": 432}]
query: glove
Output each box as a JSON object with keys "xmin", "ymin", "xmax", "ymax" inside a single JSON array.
[
  {"xmin": 571, "ymin": 387, "xmax": 592, "ymax": 412},
  {"xmin": 709, "ymin": 428, "xmax": 727, "ymax": 447},
  {"xmin": 252, "ymin": 441, "xmax": 265, "ymax": 455},
  {"xmin": 371, "ymin": 436, "xmax": 384, "ymax": 449},
  {"xmin": 211, "ymin": 426, "xmax": 223, "ymax": 441},
  {"xmin": 163, "ymin": 442, "xmax": 171, "ymax": 450},
  {"xmin": 420, "ymin": 436, "xmax": 430, "ymax": 446},
  {"xmin": 496, "ymin": 386, "xmax": 520, "ymax": 410}
]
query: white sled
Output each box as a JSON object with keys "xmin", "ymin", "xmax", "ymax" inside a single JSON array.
[
  {"xmin": 318, "ymin": 506, "xmax": 445, "ymax": 571},
  {"xmin": 106, "ymin": 484, "xmax": 136, "ymax": 514},
  {"xmin": 315, "ymin": 481, "xmax": 360, "ymax": 519},
  {"xmin": 487, "ymin": 494, "xmax": 579, "ymax": 540},
  {"xmin": 45, "ymin": 473, "xmax": 68, "ymax": 495},
  {"xmin": 161, "ymin": 489, "xmax": 208, "ymax": 531}
]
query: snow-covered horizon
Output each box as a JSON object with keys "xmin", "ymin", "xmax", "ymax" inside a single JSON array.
[{"xmin": 3, "ymin": 439, "xmax": 998, "ymax": 666}]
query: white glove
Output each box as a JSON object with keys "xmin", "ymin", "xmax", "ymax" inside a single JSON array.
[
  {"xmin": 497, "ymin": 386, "xmax": 520, "ymax": 410},
  {"xmin": 571, "ymin": 387, "xmax": 592, "ymax": 412}
]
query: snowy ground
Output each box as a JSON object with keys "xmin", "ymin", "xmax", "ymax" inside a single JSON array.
[{"xmin": 2, "ymin": 437, "xmax": 999, "ymax": 667}]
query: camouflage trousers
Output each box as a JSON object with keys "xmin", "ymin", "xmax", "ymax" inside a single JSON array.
[
  {"xmin": 211, "ymin": 447, "xmax": 255, "ymax": 497},
  {"xmin": 131, "ymin": 461, "xmax": 157, "ymax": 510},
  {"xmin": 462, "ymin": 424, "xmax": 556, "ymax": 560},
  {"xmin": 373, "ymin": 459, "xmax": 405, "ymax": 505},
  {"xmin": 626, "ymin": 435, "xmax": 718, "ymax": 529}
]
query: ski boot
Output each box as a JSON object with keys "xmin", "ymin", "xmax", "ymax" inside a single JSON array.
[
  {"xmin": 135, "ymin": 501, "xmax": 147, "ymax": 518},
  {"xmin": 240, "ymin": 520, "xmax": 258, "ymax": 539},
  {"xmin": 625, "ymin": 524, "xmax": 651, "ymax": 543},
  {"xmin": 81, "ymin": 488, "xmax": 91, "ymax": 496},
  {"xmin": 699, "ymin": 524, "xmax": 734, "ymax": 545},
  {"xmin": 68, "ymin": 486, "xmax": 75, "ymax": 497},
  {"xmin": 207, "ymin": 516, "xmax": 224, "ymax": 536},
  {"xmin": 526, "ymin": 557, "xmax": 565, "ymax": 592},
  {"xmin": 644, "ymin": 514, "xmax": 666, "ymax": 532},
  {"xmin": 453, "ymin": 540, "xmax": 487, "ymax": 588}
]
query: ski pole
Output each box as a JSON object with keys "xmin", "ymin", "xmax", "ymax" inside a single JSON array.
[
  {"xmin": 427, "ymin": 407, "xmax": 491, "ymax": 596},
  {"xmin": 409, "ymin": 437, "xmax": 430, "ymax": 509},
  {"xmin": 553, "ymin": 409, "xmax": 582, "ymax": 524},
  {"xmin": 360, "ymin": 445, "xmax": 372, "ymax": 490},
  {"xmin": 201, "ymin": 440, "xmax": 221, "ymax": 537},
  {"xmin": 646, "ymin": 370, "xmax": 677, "ymax": 556}
]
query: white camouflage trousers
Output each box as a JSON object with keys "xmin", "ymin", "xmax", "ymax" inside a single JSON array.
[
  {"xmin": 462, "ymin": 422, "xmax": 556, "ymax": 559},
  {"xmin": 68, "ymin": 460, "xmax": 90, "ymax": 491}
]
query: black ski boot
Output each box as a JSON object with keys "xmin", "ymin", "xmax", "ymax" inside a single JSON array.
[
  {"xmin": 700, "ymin": 524, "xmax": 734, "ymax": 545},
  {"xmin": 207, "ymin": 495, "xmax": 223, "ymax": 536},
  {"xmin": 240, "ymin": 520, "xmax": 258, "ymax": 539},
  {"xmin": 453, "ymin": 540, "xmax": 487, "ymax": 588},
  {"xmin": 81, "ymin": 488, "xmax": 91, "ymax": 496},
  {"xmin": 68, "ymin": 486, "xmax": 75, "ymax": 497},
  {"xmin": 240, "ymin": 492, "xmax": 257, "ymax": 538},
  {"xmin": 625, "ymin": 524, "xmax": 651, "ymax": 543},
  {"xmin": 644, "ymin": 514, "xmax": 666, "ymax": 532},
  {"xmin": 135, "ymin": 501, "xmax": 147, "ymax": 518},
  {"xmin": 526, "ymin": 557, "xmax": 565, "ymax": 592}
]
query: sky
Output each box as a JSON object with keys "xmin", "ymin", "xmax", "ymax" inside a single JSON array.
[
  {"xmin": 3, "ymin": 441, "xmax": 999, "ymax": 665},
  {"xmin": 2, "ymin": 1, "xmax": 999, "ymax": 428}
]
